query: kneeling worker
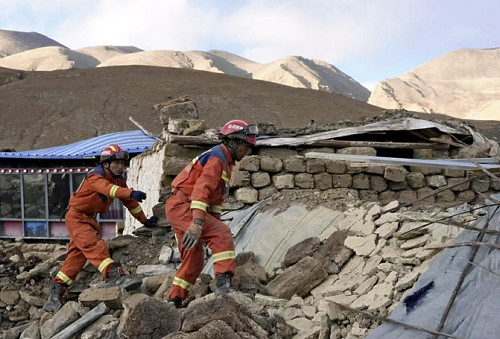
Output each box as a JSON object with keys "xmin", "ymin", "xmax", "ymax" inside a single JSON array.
[{"xmin": 44, "ymin": 144, "xmax": 158, "ymax": 312}]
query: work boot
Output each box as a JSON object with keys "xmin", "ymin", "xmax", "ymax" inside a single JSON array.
[
  {"xmin": 104, "ymin": 263, "xmax": 142, "ymax": 291},
  {"xmin": 43, "ymin": 283, "xmax": 68, "ymax": 312},
  {"xmin": 215, "ymin": 272, "xmax": 235, "ymax": 296},
  {"xmin": 167, "ymin": 298, "xmax": 183, "ymax": 309}
]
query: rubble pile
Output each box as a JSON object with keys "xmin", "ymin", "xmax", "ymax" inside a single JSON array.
[{"xmin": 0, "ymin": 197, "xmax": 486, "ymax": 338}]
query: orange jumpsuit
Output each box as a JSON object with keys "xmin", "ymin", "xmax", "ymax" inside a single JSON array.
[
  {"xmin": 54, "ymin": 165, "xmax": 147, "ymax": 286},
  {"xmin": 167, "ymin": 144, "xmax": 235, "ymax": 300}
]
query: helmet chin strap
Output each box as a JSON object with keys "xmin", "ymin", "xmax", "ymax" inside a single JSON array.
[{"xmin": 225, "ymin": 139, "xmax": 240, "ymax": 160}]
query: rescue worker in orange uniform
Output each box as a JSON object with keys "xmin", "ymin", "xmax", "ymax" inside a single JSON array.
[
  {"xmin": 43, "ymin": 144, "xmax": 158, "ymax": 312},
  {"xmin": 166, "ymin": 119, "xmax": 258, "ymax": 306}
]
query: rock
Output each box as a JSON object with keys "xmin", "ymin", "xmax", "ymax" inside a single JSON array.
[
  {"xmin": 266, "ymin": 256, "xmax": 328, "ymax": 299},
  {"xmin": 158, "ymin": 245, "xmax": 173, "ymax": 264},
  {"xmin": 136, "ymin": 264, "xmax": 176, "ymax": 276},
  {"xmin": 20, "ymin": 322, "xmax": 40, "ymax": 339},
  {"xmin": 181, "ymin": 296, "xmax": 266, "ymax": 338},
  {"xmin": 40, "ymin": 301, "xmax": 80, "ymax": 339},
  {"xmin": 120, "ymin": 297, "xmax": 181, "ymax": 339},
  {"xmin": 284, "ymin": 237, "xmax": 321, "ymax": 266},
  {"xmin": 79, "ymin": 286, "xmax": 127, "ymax": 310},
  {"xmin": 117, "ymin": 293, "xmax": 150, "ymax": 336}
]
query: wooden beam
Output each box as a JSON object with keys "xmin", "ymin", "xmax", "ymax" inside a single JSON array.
[
  {"xmin": 170, "ymin": 135, "xmax": 449, "ymax": 150},
  {"xmin": 309, "ymin": 140, "xmax": 449, "ymax": 149}
]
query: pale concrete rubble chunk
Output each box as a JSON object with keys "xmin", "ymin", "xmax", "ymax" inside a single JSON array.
[
  {"xmin": 344, "ymin": 234, "xmax": 377, "ymax": 256},
  {"xmin": 377, "ymin": 262, "xmax": 394, "ymax": 273},
  {"xmin": 350, "ymin": 218, "xmax": 376, "ymax": 235},
  {"xmin": 375, "ymin": 221, "xmax": 399, "ymax": 239},
  {"xmin": 384, "ymin": 271, "xmax": 398, "ymax": 284},
  {"xmin": 401, "ymin": 247, "xmax": 421, "ymax": 258},
  {"xmin": 362, "ymin": 255, "xmax": 382, "ymax": 276},
  {"xmin": 254, "ymin": 294, "xmax": 288, "ymax": 308},
  {"xmin": 324, "ymin": 294, "xmax": 358, "ymax": 307},
  {"xmin": 400, "ymin": 235, "xmax": 429, "ymax": 250},
  {"xmin": 339, "ymin": 256, "xmax": 365, "ymax": 277},
  {"xmin": 382, "ymin": 200, "xmax": 399, "ymax": 212},
  {"xmin": 350, "ymin": 323, "xmax": 368, "ymax": 337},
  {"xmin": 329, "ymin": 278, "xmax": 360, "ymax": 295},
  {"xmin": 158, "ymin": 245, "xmax": 173, "ymax": 264},
  {"xmin": 294, "ymin": 326, "xmax": 321, "ymax": 339},
  {"xmin": 396, "ymin": 221, "xmax": 429, "ymax": 239},
  {"xmin": 136, "ymin": 264, "xmax": 176, "ymax": 276},
  {"xmin": 283, "ymin": 307, "xmax": 304, "ymax": 321},
  {"xmin": 374, "ymin": 212, "xmax": 400, "ymax": 226},
  {"xmin": 415, "ymin": 245, "xmax": 439, "ymax": 260},
  {"xmin": 429, "ymin": 222, "xmax": 462, "ymax": 242},
  {"xmin": 285, "ymin": 317, "xmax": 315, "ymax": 332},
  {"xmin": 336, "ymin": 209, "xmax": 365, "ymax": 231},
  {"xmin": 310, "ymin": 275, "xmax": 339, "ymax": 299},
  {"xmin": 381, "ymin": 246, "xmax": 403, "ymax": 263},
  {"xmin": 302, "ymin": 305, "xmax": 317, "ymax": 319},
  {"xmin": 395, "ymin": 271, "xmax": 421, "ymax": 291},
  {"xmin": 354, "ymin": 276, "xmax": 378, "ymax": 295},
  {"xmin": 365, "ymin": 202, "xmax": 381, "ymax": 221},
  {"xmin": 286, "ymin": 295, "xmax": 305, "ymax": 308},
  {"xmin": 369, "ymin": 237, "xmax": 387, "ymax": 257}
]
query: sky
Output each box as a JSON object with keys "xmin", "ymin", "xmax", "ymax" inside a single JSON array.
[{"xmin": 1, "ymin": 0, "xmax": 499, "ymax": 91}]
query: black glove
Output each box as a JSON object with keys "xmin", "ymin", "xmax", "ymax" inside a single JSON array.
[
  {"xmin": 144, "ymin": 216, "xmax": 159, "ymax": 227},
  {"xmin": 130, "ymin": 190, "xmax": 146, "ymax": 202}
]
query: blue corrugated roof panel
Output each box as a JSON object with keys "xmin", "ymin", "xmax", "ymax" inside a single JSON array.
[{"xmin": 0, "ymin": 130, "xmax": 158, "ymax": 159}]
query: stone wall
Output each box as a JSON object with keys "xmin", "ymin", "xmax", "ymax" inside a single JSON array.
[{"xmin": 146, "ymin": 144, "xmax": 499, "ymax": 213}]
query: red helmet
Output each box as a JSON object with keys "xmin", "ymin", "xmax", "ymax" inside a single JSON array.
[
  {"xmin": 100, "ymin": 144, "xmax": 129, "ymax": 163},
  {"xmin": 220, "ymin": 119, "xmax": 258, "ymax": 146}
]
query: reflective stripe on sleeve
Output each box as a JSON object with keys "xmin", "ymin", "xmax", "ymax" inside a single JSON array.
[
  {"xmin": 212, "ymin": 250, "xmax": 235, "ymax": 263},
  {"xmin": 130, "ymin": 206, "xmax": 142, "ymax": 214},
  {"xmin": 191, "ymin": 200, "xmax": 208, "ymax": 211},
  {"xmin": 209, "ymin": 205, "xmax": 222, "ymax": 213},
  {"xmin": 56, "ymin": 271, "xmax": 74, "ymax": 285},
  {"xmin": 172, "ymin": 277, "xmax": 193, "ymax": 291},
  {"xmin": 221, "ymin": 170, "xmax": 228, "ymax": 182},
  {"xmin": 98, "ymin": 258, "xmax": 114, "ymax": 273},
  {"xmin": 109, "ymin": 185, "xmax": 119, "ymax": 198}
]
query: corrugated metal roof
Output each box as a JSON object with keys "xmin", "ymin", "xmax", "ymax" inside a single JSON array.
[{"xmin": 0, "ymin": 130, "xmax": 158, "ymax": 159}]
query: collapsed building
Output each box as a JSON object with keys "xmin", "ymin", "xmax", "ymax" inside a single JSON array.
[{"xmin": 1, "ymin": 97, "xmax": 499, "ymax": 338}]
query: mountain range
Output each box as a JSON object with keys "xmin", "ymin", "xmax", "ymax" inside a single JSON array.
[
  {"xmin": 0, "ymin": 29, "xmax": 499, "ymax": 152},
  {"xmin": 0, "ymin": 29, "xmax": 370, "ymax": 102}
]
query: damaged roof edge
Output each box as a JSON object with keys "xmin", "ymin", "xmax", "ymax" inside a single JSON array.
[{"xmin": 256, "ymin": 118, "xmax": 470, "ymax": 147}]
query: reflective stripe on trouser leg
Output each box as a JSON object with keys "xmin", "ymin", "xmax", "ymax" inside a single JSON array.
[
  {"xmin": 201, "ymin": 214, "xmax": 236, "ymax": 276},
  {"xmin": 62, "ymin": 209, "xmax": 114, "ymax": 279},
  {"xmin": 55, "ymin": 238, "xmax": 87, "ymax": 285},
  {"xmin": 166, "ymin": 193, "xmax": 205, "ymax": 300}
]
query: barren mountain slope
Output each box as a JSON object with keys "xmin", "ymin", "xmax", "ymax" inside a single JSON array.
[
  {"xmin": 368, "ymin": 48, "xmax": 500, "ymax": 120},
  {"xmin": 253, "ymin": 56, "xmax": 370, "ymax": 101},
  {"xmin": 0, "ymin": 29, "xmax": 66, "ymax": 57},
  {"xmin": 76, "ymin": 45, "xmax": 144, "ymax": 63},
  {"xmin": 0, "ymin": 65, "xmax": 383, "ymax": 151},
  {"xmin": 0, "ymin": 46, "xmax": 100, "ymax": 70}
]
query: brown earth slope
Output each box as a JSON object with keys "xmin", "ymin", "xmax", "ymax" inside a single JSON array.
[
  {"xmin": 1, "ymin": 65, "xmax": 499, "ymax": 152},
  {"xmin": 0, "ymin": 65, "xmax": 383, "ymax": 151}
]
